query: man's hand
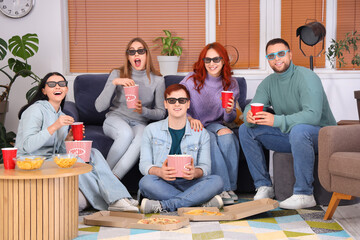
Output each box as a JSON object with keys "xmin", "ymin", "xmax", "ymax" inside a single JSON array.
[
  {"xmin": 182, "ymin": 159, "xmax": 195, "ymax": 180},
  {"xmin": 160, "ymin": 159, "xmax": 177, "ymax": 181},
  {"xmin": 254, "ymin": 111, "xmax": 274, "ymax": 126}
]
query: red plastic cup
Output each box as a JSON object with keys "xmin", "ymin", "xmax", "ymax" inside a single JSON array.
[
  {"xmin": 251, "ymin": 103, "xmax": 264, "ymax": 120},
  {"xmin": 123, "ymin": 85, "xmax": 139, "ymax": 109},
  {"xmin": 221, "ymin": 91, "xmax": 233, "ymax": 108},
  {"xmin": 2, "ymin": 147, "xmax": 17, "ymax": 169},
  {"xmin": 71, "ymin": 122, "xmax": 84, "ymax": 141},
  {"xmin": 167, "ymin": 155, "xmax": 192, "ymax": 178}
]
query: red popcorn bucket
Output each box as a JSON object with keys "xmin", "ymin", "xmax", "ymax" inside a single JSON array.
[
  {"xmin": 65, "ymin": 141, "xmax": 92, "ymax": 162},
  {"xmin": 167, "ymin": 155, "xmax": 192, "ymax": 178}
]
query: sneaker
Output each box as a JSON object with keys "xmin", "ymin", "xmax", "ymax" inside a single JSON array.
[
  {"xmin": 125, "ymin": 198, "xmax": 139, "ymax": 207},
  {"xmin": 228, "ymin": 190, "xmax": 238, "ymax": 201},
  {"xmin": 279, "ymin": 194, "xmax": 316, "ymax": 209},
  {"xmin": 108, "ymin": 198, "xmax": 139, "ymax": 212},
  {"xmin": 220, "ymin": 191, "xmax": 235, "ymax": 205},
  {"xmin": 140, "ymin": 198, "xmax": 163, "ymax": 214},
  {"xmin": 254, "ymin": 186, "xmax": 275, "ymax": 200},
  {"xmin": 201, "ymin": 195, "xmax": 224, "ymax": 208}
]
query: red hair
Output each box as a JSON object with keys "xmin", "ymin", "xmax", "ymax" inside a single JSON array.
[
  {"xmin": 190, "ymin": 42, "xmax": 233, "ymax": 93},
  {"xmin": 164, "ymin": 84, "xmax": 190, "ymax": 99}
]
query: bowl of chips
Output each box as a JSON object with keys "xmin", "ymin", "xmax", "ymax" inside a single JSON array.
[
  {"xmin": 15, "ymin": 156, "xmax": 46, "ymax": 170},
  {"xmin": 52, "ymin": 154, "xmax": 78, "ymax": 168}
]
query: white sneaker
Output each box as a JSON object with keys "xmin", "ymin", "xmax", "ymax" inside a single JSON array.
[
  {"xmin": 254, "ymin": 186, "xmax": 275, "ymax": 200},
  {"xmin": 220, "ymin": 191, "xmax": 235, "ymax": 205},
  {"xmin": 201, "ymin": 195, "xmax": 224, "ymax": 208},
  {"xmin": 140, "ymin": 198, "xmax": 163, "ymax": 214},
  {"xmin": 108, "ymin": 198, "xmax": 139, "ymax": 212},
  {"xmin": 279, "ymin": 194, "xmax": 316, "ymax": 209},
  {"xmin": 228, "ymin": 190, "xmax": 238, "ymax": 201},
  {"xmin": 125, "ymin": 198, "xmax": 139, "ymax": 207}
]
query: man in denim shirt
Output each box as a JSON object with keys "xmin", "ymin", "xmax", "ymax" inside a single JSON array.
[{"xmin": 139, "ymin": 84, "xmax": 224, "ymax": 213}]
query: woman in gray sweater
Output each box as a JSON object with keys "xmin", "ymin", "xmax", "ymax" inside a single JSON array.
[{"xmin": 95, "ymin": 37, "xmax": 166, "ymax": 179}]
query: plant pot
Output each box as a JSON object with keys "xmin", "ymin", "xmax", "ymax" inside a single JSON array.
[
  {"xmin": 355, "ymin": 90, "xmax": 360, "ymax": 121},
  {"xmin": 157, "ymin": 56, "xmax": 180, "ymax": 76},
  {"xmin": 0, "ymin": 101, "xmax": 9, "ymax": 124}
]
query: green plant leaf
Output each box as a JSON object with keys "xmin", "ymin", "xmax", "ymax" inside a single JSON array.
[
  {"xmin": 8, "ymin": 58, "xmax": 31, "ymax": 76},
  {"xmin": 0, "ymin": 38, "xmax": 8, "ymax": 61},
  {"xmin": 26, "ymin": 85, "xmax": 39, "ymax": 102},
  {"xmin": 163, "ymin": 30, "xmax": 171, "ymax": 38},
  {"xmin": 8, "ymin": 33, "xmax": 39, "ymax": 61}
]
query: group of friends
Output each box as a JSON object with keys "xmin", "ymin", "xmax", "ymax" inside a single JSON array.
[{"xmin": 14, "ymin": 37, "xmax": 336, "ymax": 214}]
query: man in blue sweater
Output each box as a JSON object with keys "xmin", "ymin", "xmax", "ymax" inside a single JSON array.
[{"xmin": 239, "ymin": 38, "xmax": 336, "ymax": 209}]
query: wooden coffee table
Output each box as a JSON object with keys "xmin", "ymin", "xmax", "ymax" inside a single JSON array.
[{"xmin": 0, "ymin": 161, "xmax": 92, "ymax": 240}]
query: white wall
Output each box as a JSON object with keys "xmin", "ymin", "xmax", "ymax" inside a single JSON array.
[{"xmin": 1, "ymin": 0, "xmax": 359, "ymax": 134}]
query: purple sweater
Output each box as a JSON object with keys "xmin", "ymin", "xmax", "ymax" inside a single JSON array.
[{"xmin": 180, "ymin": 72, "xmax": 240, "ymax": 127}]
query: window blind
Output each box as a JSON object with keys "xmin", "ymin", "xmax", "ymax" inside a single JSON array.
[
  {"xmin": 281, "ymin": 0, "xmax": 326, "ymax": 68},
  {"xmin": 216, "ymin": 0, "xmax": 260, "ymax": 69},
  {"xmin": 68, "ymin": 0, "xmax": 206, "ymax": 73},
  {"xmin": 336, "ymin": 0, "xmax": 360, "ymax": 70}
]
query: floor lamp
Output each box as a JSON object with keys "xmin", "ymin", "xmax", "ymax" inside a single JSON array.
[{"xmin": 296, "ymin": 22, "xmax": 326, "ymax": 71}]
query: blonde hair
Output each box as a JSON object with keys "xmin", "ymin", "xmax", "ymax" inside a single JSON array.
[{"xmin": 112, "ymin": 37, "xmax": 161, "ymax": 82}]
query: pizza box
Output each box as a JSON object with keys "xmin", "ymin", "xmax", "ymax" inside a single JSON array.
[
  {"xmin": 178, "ymin": 198, "xmax": 279, "ymax": 221},
  {"xmin": 83, "ymin": 211, "xmax": 189, "ymax": 231}
]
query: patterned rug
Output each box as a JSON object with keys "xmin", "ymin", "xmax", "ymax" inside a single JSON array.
[{"xmin": 75, "ymin": 200, "xmax": 354, "ymax": 240}]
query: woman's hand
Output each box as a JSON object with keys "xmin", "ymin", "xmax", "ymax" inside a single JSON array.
[
  {"xmin": 65, "ymin": 125, "xmax": 85, "ymax": 141},
  {"xmin": 112, "ymin": 78, "xmax": 135, "ymax": 87},
  {"xmin": 133, "ymin": 100, "xmax": 142, "ymax": 114},
  {"xmin": 182, "ymin": 159, "xmax": 195, "ymax": 180},
  {"xmin": 188, "ymin": 116, "xmax": 203, "ymax": 132},
  {"xmin": 225, "ymin": 96, "xmax": 235, "ymax": 114},
  {"xmin": 160, "ymin": 159, "xmax": 176, "ymax": 181},
  {"xmin": 48, "ymin": 115, "xmax": 74, "ymax": 135}
]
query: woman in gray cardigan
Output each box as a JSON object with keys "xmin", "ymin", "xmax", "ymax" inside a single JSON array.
[{"xmin": 95, "ymin": 37, "xmax": 166, "ymax": 179}]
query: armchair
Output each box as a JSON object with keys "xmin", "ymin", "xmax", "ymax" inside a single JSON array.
[{"xmin": 318, "ymin": 125, "xmax": 360, "ymax": 220}]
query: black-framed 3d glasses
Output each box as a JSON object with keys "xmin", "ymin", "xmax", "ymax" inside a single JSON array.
[
  {"xmin": 127, "ymin": 49, "xmax": 147, "ymax": 56},
  {"xmin": 203, "ymin": 56, "xmax": 223, "ymax": 64},
  {"xmin": 165, "ymin": 98, "xmax": 189, "ymax": 104},
  {"xmin": 46, "ymin": 81, "xmax": 68, "ymax": 88}
]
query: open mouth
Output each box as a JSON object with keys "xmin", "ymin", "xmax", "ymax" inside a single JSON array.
[
  {"xmin": 135, "ymin": 59, "xmax": 141, "ymax": 67},
  {"xmin": 54, "ymin": 91, "xmax": 62, "ymax": 96}
]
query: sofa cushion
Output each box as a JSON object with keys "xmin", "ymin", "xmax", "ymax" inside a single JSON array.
[
  {"xmin": 74, "ymin": 74, "xmax": 110, "ymax": 125},
  {"xmin": 329, "ymin": 152, "xmax": 360, "ymax": 180}
]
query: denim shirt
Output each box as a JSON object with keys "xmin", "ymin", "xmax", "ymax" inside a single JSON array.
[{"xmin": 139, "ymin": 117, "xmax": 211, "ymax": 176}]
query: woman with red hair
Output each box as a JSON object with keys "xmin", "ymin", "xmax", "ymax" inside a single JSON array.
[{"xmin": 180, "ymin": 42, "xmax": 240, "ymax": 205}]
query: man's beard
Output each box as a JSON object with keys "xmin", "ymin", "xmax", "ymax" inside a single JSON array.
[{"xmin": 271, "ymin": 62, "xmax": 290, "ymax": 73}]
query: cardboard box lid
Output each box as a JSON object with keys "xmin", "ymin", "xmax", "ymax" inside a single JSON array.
[
  {"xmin": 178, "ymin": 198, "xmax": 279, "ymax": 221},
  {"xmin": 83, "ymin": 211, "xmax": 189, "ymax": 231},
  {"xmin": 178, "ymin": 207, "xmax": 230, "ymax": 221}
]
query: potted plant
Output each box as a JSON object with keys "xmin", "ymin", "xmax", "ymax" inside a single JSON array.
[
  {"xmin": 0, "ymin": 122, "xmax": 16, "ymax": 164},
  {"xmin": 326, "ymin": 31, "xmax": 360, "ymax": 121},
  {"xmin": 154, "ymin": 30, "xmax": 183, "ymax": 76},
  {"xmin": 0, "ymin": 33, "xmax": 41, "ymax": 124}
]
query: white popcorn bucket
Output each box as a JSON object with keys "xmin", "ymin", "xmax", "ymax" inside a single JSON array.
[{"xmin": 65, "ymin": 141, "xmax": 92, "ymax": 162}]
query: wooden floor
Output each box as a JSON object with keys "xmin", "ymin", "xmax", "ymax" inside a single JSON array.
[{"xmin": 322, "ymin": 202, "xmax": 360, "ymax": 239}]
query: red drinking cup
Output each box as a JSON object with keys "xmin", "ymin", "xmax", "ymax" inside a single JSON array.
[
  {"xmin": 2, "ymin": 147, "xmax": 17, "ymax": 169},
  {"xmin": 251, "ymin": 103, "xmax": 264, "ymax": 120},
  {"xmin": 221, "ymin": 91, "xmax": 233, "ymax": 108},
  {"xmin": 71, "ymin": 122, "xmax": 84, "ymax": 141}
]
